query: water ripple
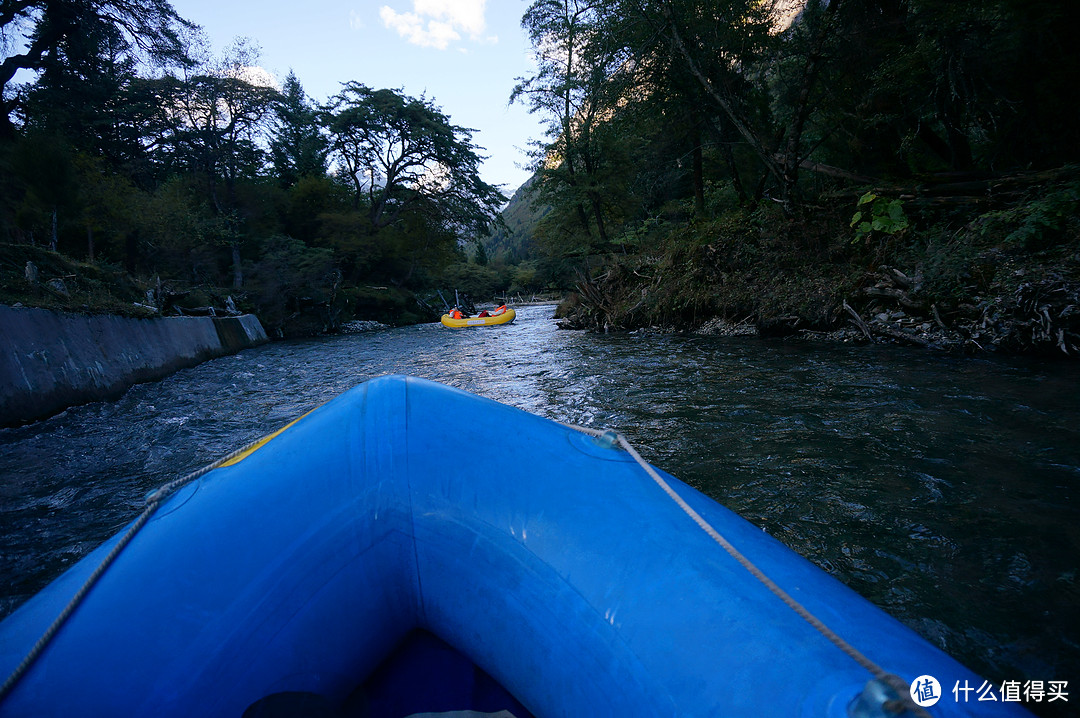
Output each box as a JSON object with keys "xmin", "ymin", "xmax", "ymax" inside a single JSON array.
[{"xmin": 1, "ymin": 305, "xmax": 1078, "ymax": 699}]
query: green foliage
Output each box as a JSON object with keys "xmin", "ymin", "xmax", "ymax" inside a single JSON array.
[
  {"xmin": 439, "ymin": 261, "xmax": 502, "ymax": 299},
  {"xmin": 6, "ymin": 0, "xmax": 1080, "ymax": 337},
  {"xmin": 850, "ymin": 192, "xmax": 909, "ymax": 243},
  {"xmin": 245, "ymin": 235, "xmax": 337, "ymax": 333},
  {"xmin": 0, "ymin": 0, "xmax": 194, "ymax": 137},
  {"xmin": 703, "ymin": 181, "xmax": 743, "ymax": 218},
  {"xmin": 513, "ymin": 0, "xmax": 631, "ymax": 248},
  {"xmin": 0, "ymin": 243, "xmax": 147, "ymax": 314},
  {"xmin": 322, "ymin": 83, "xmax": 505, "ymax": 233},
  {"xmin": 995, "ymin": 182, "xmax": 1080, "ymax": 252},
  {"xmin": 270, "ymin": 72, "xmax": 328, "ymax": 187},
  {"xmin": 485, "ymin": 177, "xmax": 546, "ymax": 264},
  {"xmin": 0, "ymin": 2, "xmax": 510, "ymax": 330},
  {"xmin": 280, "ymin": 175, "xmax": 351, "ymax": 244},
  {"xmin": 341, "ymin": 285, "xmax": 423, "ymax": 327},
  {"xmin": 5, "ymin": 133, "xmax": 79, "ymax": 248},
  {"xmin": 472, "ymin": 239, "xmax": 489, "ymax": 266},
  {"xmin": 507, "ymin": 260, "xmax": 542, "ymax": 294},
  {"xmin": 136, "ymin": 178, "xmax": 213, "ymax": 273}
]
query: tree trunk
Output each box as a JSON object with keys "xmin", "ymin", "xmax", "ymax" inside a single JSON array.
[
  {"xmin": 575, "ymin": 203, "xmax": 593, "ymax": 237},
  {"xmin": 707, "ymin": 116, "xmax": 747, "ymax": 203},
  {"xmin": 692, "ymin": 124, "xmax": 706, "ymax": 217},
  {"xmin": 232, "ymin": 243, "xmax": 243, "ymax": 289},
  {"xmin": 87, "ymin": 226, "xmax": 94, "ymax": 263},
  {"xmin": 590, "ymin": 195, "xmax": 609, "ymax": 245},
  {"xmin": 658, "ymin": 3, "xmax": 784, "ymax": 190},
  {"xmin": 778, "ymin": 0, "xmax": 843, "ymax": 215}
]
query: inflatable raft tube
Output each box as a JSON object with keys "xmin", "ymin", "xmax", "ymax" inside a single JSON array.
[
  {"xmin": 440, "ymin": 308, "xmax": 516, "ymax": 328},
  {"xmin": 0, "ymin": 376, "xmax": 1031, "ymax": 717}
]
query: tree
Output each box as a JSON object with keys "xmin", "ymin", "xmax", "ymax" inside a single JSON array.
[
  {"xmin": 21, "ymin": 19, "xmax": 133, "ymax": 157},
  {"xmin": 149, "ymin": 39, "xmax": 279, "ymax": 287},
  {"xmin": 0, "ymin": 0, "xmax": 193, "ymax": 137},
  {"xmin": 75, "ymin": 153, "xmax": 140, "ymax": 263},
  {"xmin": 813, "ymin": 0, "xmax": 1080, "ymax": 175},
  {"xmin": 473, "ymin": 238, "xmax": 488, "ymax": 266},
  {"xmin": 512, "ymin": 0, "xmax": 612, "ymax": 244},
  {"xmin": 280, "ymin": 173, "xmax": 350, "ymax": 245},
  {"xmin": 322, "ymin": 83, "xmax": 505, "ymax": 237},
  {"xmin": 245, "ymin": 235, "xmax": 338, "ymax": 333},
  {"xmin": 270, "ymin": 71, "xmax": 328, "ymax": 187},
  {"xmin": 609, "ymin": 0, "xmax": 788, "ymax": 203},
  {"xmin": 4, "ymin": 131, "xmax": 79, "ymax": 248}
]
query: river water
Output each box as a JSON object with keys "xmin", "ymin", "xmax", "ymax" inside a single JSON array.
[{"xmin": 1, "ymin": 304, "xmax": 1077, "ymax": 713}]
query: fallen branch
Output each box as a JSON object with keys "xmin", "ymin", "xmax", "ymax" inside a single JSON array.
[
  {"xmin": 791, "ymin": 157, "xmax": 880, "ymax": 185},
  {"xmin": 931, "ymin": 304, "xmax": 951, "ymax": 333},
  {"xmin": 863, "ymin": 286, "xmax": 926, "ymax": 310},
  {"xmin": 880, "ymin": 266, "xmax": 914, "ymax": 290},
  {"xmin": 869, "ymin": 320, "xmax": 933, "ymax": 347},
  {"xmin": 842, "ymin": 301, "xmax": 873, "ymax": 342}
]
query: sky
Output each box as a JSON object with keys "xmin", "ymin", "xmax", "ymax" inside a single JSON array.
[{"xmin": 168, "ymin": 0, "xmax": 546, "ymax": 196}]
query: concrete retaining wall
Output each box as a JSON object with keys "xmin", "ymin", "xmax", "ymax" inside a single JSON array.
[{"xmin": 0, "ymin": 306, "xmax": 268, "ymax": 426}]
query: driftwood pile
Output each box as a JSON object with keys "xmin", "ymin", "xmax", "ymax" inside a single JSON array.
[
  {"xmin": 843, "ymin": 266, "xmax": 1080, "ymax": 356},
  {"xmin": 841, "ymin": 266, "xmax": 943, "ymax": 349},
  {"xmin": 991, "ymin": 276, "xmax": 1080, "ymax": 355}
]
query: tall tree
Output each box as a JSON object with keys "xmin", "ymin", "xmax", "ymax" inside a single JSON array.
[
  {"xmin": 150, "ymin": 39, "xmax": 279, "ymax": 287},
  {"xmin": 622, "ymin": 0, "xmax": 787, "ymax": 203},
  {"xmin": 512, "ymin": 0, "xmax": 613, "ymax": 244},
  {"xmin": 322, "ymin": 83, "xmax": 505, "ymax": 236},
  {"xmin": 820, "ymin": 0, "xmax": 1080, "ymax": 174},
  {"xmin": 0, "ymin": 0, "xmax": 193, "ymax": 137},
  {"xmin": 270, "ymin": 71, "xmax": 328, "ymax": 187}
]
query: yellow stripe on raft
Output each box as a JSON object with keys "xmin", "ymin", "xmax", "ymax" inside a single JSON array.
[
  {"xmin": 219, "ymin": 411, "xmax": 313, "ymax": 467},
  {"xmin": 440, "ymin": 308, "xmax": 516, "ymax": 328}
]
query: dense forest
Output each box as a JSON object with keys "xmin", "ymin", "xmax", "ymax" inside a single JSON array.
[
  {"xmin": 3, "ymin": 0, "xmax": 1080, "ymax": 353},
  {"xmin": 0, "ymin": 0, "xmax": 520, "ymax": 335},
  {"xmin": 508, "ymin": 0, "xmax": 1080, "ymax": 355}
]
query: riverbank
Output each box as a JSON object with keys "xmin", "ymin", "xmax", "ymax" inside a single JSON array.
[
  {"xmin": 0, "ymin": 305, "xmax": 267, "ymax": 426},
  {"xmin": 553, "ymin": 173, "xmax": 1080, "ymax": 358},
  {"xmin": 0, "ymin": 243, "xmax": 437, "ymax": 338}
]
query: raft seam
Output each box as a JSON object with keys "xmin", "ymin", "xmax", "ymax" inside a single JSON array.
[{"xmin": 401, "ymin": 377, "xmax": 428, "ymax": 627}]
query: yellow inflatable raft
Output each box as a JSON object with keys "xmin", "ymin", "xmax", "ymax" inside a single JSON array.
[{"xmin": 440, "ymin": 308, "xmax": 516, "ymax": 328}]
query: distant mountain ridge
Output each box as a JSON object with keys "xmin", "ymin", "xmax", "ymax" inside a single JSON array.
[{"xmin": 484, "ymin": 175, "xmax": 549, "ymax": 264}]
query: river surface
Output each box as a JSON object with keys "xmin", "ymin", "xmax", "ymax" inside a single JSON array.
[{"xmin": 1, "ymin": 304, "xmax": 1077, "ymax": 713}]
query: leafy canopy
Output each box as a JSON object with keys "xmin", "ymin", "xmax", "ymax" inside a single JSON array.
[{"xmin": 322, "ymin": 83, "xmax": 505, "ymax": 234}]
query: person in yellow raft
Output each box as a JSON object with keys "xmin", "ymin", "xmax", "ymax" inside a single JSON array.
[{"xmin": 449, "ymin": 304, "xmax": 507, "ymax": 319}]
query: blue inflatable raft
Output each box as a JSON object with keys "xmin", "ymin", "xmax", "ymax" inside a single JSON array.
[{"xmin": 0, "ymin": 375, "xmax": 1030, "ymax": 717}]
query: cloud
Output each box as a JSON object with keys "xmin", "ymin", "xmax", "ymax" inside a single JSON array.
[
  {"xmin": 226, "ymin": 65, "xmax": 281, "ymax": 91},
  {"xmin": 379, "ymin": 0, "xmax": 494, "ymax": 49}
]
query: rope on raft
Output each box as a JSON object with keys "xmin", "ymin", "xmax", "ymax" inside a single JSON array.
[
  {"xmin": 564, "ymin": 424, "xmax": 931, "ymax": 718},
  {"xmin": 0, "ymin": 433, "xmax": 272, "ymax": 704},
  {"xmin": 4, "ymin": 411, "xmax": 928, "ymax": 718}
]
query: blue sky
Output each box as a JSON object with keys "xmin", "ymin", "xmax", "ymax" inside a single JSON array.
[{"xmin": 168, "ymin": 0, "xmax": 546, "ymax": 195}]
